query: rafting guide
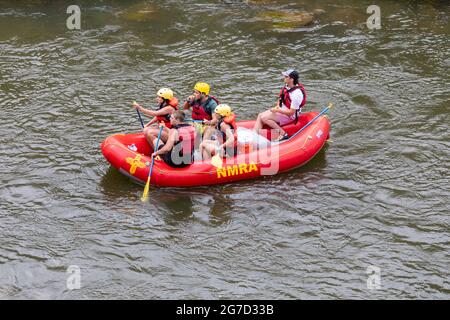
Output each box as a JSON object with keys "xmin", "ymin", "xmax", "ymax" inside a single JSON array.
[{"xmin": 254, "ymin": 69, "xmax": 306, "ymax": 141}]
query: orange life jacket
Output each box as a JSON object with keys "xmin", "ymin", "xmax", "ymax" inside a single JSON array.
[
  {"xmin": 156, "ymin": 98, "xmax": 179, "ymax": 128},
  {"xmin": 216, "ymin": 113, "xmax": 238, "ymax": 148}
]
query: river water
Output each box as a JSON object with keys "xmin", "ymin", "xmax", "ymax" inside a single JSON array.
[{"xmin": 0, "ymin": 0, "xmax": 448, "ymax": 299}]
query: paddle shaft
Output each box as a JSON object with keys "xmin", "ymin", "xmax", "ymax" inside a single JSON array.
[
  {"xmin": 186, "ymin": 119, "xmax": 205, "ymax": 123},
  {"xmin": 148, "ymin": 126, "xmax": 164, "ymax": 182},
  {"xmin": 136, "ymin": 109, "xmax": 145, "ymax": 128}
]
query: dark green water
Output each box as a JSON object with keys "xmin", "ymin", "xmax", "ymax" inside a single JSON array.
[{"xmin": 0, "ymin": 0, "xmax": 449, "ymax": 299}]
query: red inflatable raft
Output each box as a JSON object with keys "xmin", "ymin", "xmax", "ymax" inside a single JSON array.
[{"xmin": 101, "ymin": 109, "xmax": 331, "ymax": 187}]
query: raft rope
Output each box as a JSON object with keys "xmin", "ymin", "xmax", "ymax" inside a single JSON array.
[{"xmin": 283, "ymin": 103, "xmax": 333, "ymax": 141}]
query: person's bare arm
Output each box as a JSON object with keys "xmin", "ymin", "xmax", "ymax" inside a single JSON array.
[
  {"xmin": 270, "ymin": 106, "xmax": 296, "ymax": 116},
  {"xmin": 219, "ymin": 123, "xmax": 235, "ymax": 149},
  {"xmin": 154, "ymin": 129, "xmax": 177, "ymax": 155},
  {"xmin": 204, "ymin": 112, "xmax": 220, "ymax": 126},
  {"xmin": 276, "ymin": 108, "xmax": 296, "ymax": 116},
  {"xmin": 150, "ymin": 106, "xmax": 174, "ymax": 117},
  {"xmin": 133, "ymin": 103, "xmax": 158, "ymax": 117},
  {"xmin": 144, "ymin": 117, "xmax": 158, "ymax": 127},
  {"xmin": 182, "ymin": 101, "xmax": 191, "ymax": 110},
  {"xmin": 183, "ymin": 95, "xmax": 195, "ymax": 110}
]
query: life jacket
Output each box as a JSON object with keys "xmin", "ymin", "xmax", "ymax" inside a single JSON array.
[
  {"xmin": 156, "ymin": 98, "xmax": 178, "ymax": 128},
  {"xmin": 216, "ymin": 113, "xmax": 238, "ymax": 148},
  {"xmin": 173, "ymin": 123, "xmax": 195, "ymax": 161},
  {"xmin": 191, "ymin": 96, "xmax": 219, "ymax": 120},
  {"xmin": 279, "ymin": 83, "xmax": 306, "ymax": 124}
]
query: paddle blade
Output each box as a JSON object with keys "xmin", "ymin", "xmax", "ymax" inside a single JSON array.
[
  {"xmin": 211, "ymin": 154, "xmax": 223, "ymax": 168},
  {"xmin": 141, "ymin": 177, "xmax": 150, "ymax": 202}
]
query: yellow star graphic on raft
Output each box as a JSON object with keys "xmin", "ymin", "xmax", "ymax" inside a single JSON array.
[{"xmin": 125, "ymin": 154, "xmax": 146, "ymax": 175}]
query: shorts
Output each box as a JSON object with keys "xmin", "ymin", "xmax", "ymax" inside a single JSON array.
[
  {"xmin": 163, "ymin": 152, "xmax": 191, "ymax": 168},
  {"xmin": 158, "ymin": 145, "xmax": 192, "ymax": 168},
  {"xmin": 274, "ymin": 113, "xmax": 294, "ymax": 126}
]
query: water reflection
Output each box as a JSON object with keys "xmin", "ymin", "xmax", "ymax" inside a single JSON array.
[
  {"xmin": 155, "ymin": 190, "xmax": 232, "ymax": 227},
  {"xmin": 99, "ymin": 166, "xmax": 234, "ymax": 226},
  {"xmin": 99, "ymin": 166, "xmax": 141, "ymax": 197}
]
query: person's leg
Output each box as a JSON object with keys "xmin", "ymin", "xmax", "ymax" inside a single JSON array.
[
  {"xmin": 200, "ymin": 140, "xmax": 217, "ymax": 160},
  {"xmin": 152, "ymin": 138, "xmax": 165, "ymax": 150},
  {"xmin": 202, "ymin": 125, "xmax": 215, "ymax": 141},
  {"xmin": 144, "ymin": 126, "xmax": 158, "ymax": 144},
  {"xmin": 260, "ymin": 112, "xmax": 287, "ymax": 138},
  {"xmin": 148, "ymin": 127, "xmax": 169, "ymax": 150},
  {"xmin": 193, "ymin": 123, "xmax": 204, "ymax": 150},
  {"xmin": 143, "ymin": 126, "xmax": 154, "ymax": 141},
  {"xmin": 199, "ymin": 140, "xmax": 209, "ymax": 160},
  {"xmin": 198, "ymin": 140, "xmax": 206, "ymax": 159},
  {"xmin": 253, "ymin": 110, "xmax": 271, "ymax": 132}
]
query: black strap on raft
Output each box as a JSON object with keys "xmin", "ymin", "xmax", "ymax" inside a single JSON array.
[
  {"xmin": 173, "ymin": 123, "xmax": 191, "ymax": 130},
  {"xmin": 295, "ymin": 108, "xmax": 301, "ymax": 125},
  {"xmin": 278, "ymin": 89, "xmax": 284, "ymax": 110}
]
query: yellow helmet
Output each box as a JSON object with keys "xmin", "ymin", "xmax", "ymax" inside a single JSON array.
[
  {"xmin": 194, "ymin": 82, "xmax": 210, "ymax": 95},
  {"xmin": 214, "ymin": 104, "xmax": 232, "ymax": 117},
  {"xmin": 157, "ymin": 88, "xmax": 174, "ymax": 100}
]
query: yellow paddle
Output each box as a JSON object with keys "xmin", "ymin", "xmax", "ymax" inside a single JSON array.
[{"xmin": 141, "ymin": 125, "xmax": 164, "ymax": 202}]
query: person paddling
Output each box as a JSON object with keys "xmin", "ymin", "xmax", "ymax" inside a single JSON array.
[
  {"xmin": 199, "ymin": 104, "xmax": 237, "ymax": 160},
  {"xmin": 133, "ymin": 88, "xmax": 178, "ymax": 145},
  {"xmin": 151, "ymin": 110, "xmax": 195, "ymax": 168},
  {"xmin": 253, "ymin": 69, "xmax": 306, "ymax": 141}
]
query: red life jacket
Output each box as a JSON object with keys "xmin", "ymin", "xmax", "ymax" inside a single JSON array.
[
  {"xmin": 173, "ymin": 123, "xmax": 195, "ymax": 158},
  {"xmin": 156, "ymin": 98, "xmax": 179, "ymax": 128},
  {"xmin": 279, "ymin": 83, "xmax": 306, "ymax": 124},
  {"xmin": 216, "ymin": 113, "xmax": 238, "ymax": 148},
  {"xmin": 191, "ymin": 96, "xmax": 219, "ymax": 120}
]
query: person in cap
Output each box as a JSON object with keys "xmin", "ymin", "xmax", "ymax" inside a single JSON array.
[
  {"xmin": 133, "ymin": 87, "xmax": 179, "ymax": 145},
  {"xmin": 253, "ymin": 69, "xmax": 306, "ymax": 141},
  {"xmin": 199, "ymin": 104, "xmax": 238, "ymax": 160}
]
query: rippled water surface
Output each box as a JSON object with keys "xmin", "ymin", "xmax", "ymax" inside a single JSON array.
[{"xmin": 0, "ymin": 0, "xmax": 449, "ymax": 299}]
